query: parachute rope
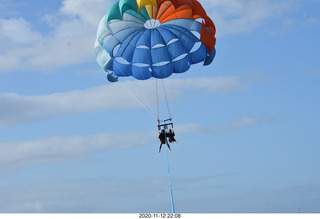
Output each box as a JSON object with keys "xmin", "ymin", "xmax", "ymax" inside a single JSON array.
[
  {"xmin": 122, "ymin": 83, "xmax": 157, "ymax": 119},
  {"xmin": 161, "ymin": 79, "xmax": 172, "ymax": 119},
  {"xmin": 166, "ymin": 149, "xmax": 175, "ymax": 213},
  {"xmin": 155, "ymin": 79, "xmax": 160, "ymax": 121},
  {"xmin": 111, "ymin": 27, "xmax": 159, "ymax": 119}
]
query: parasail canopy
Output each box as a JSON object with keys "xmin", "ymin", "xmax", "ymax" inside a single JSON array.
[{"xmin": 95, "ymin": 0, "xmax": 216, "ymax": 82}]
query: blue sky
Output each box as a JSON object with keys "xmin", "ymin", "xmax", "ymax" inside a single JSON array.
[{"xmin": 0, "ymin": 0, "xmax": 320, "ymax": 213}]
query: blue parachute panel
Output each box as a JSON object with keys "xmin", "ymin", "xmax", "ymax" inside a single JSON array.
[
  {"xmin": 204, "ymin": 47, "xmax": 216, "ymax": 66},
  {"xmin": 172, "ymin": 54, "xmax": 191, "ymax": 73},
  {"xmin": 150, "ymin": 29, "xmax": 166, "ymax": 48},
  {"xmin": 113, "ymin": 58, "xmax": 132, "ymax": 77},
  {"xmin": 132, "ymin": 64, "xmax": 152, "ymax": 80},
  {"xmin": 155, "ymin": 27, "xmax": 177, "ymax": 44},
  {"xmin": 107, "ymin": 72, "xmax": 119, "ymax": 82},
  {"xmin": 162, "ymin": 25, "xmax": 198, "ymax": 52},
  {"xmin": 190, "ymin": 43, "xmax": 207, "ymax": 64},
  {"xmin": 136, "ymin": 29, "xmax": 151, "ymax": 48},
  {"xmin": 152, "ymin": 63, "xmax": 173, "ymax": 79},
  {"xmin": 132, "ymin": 47, "xmax": 151, "ymax": 64},
  {"xmin": 156, "ymin": 27, "xmax": 188, "ymax": 61},
  {"xmin": 151, "ymin": 46, "xmax": 171, "ymax": 65},
  {"xmin": 116, "ymin": 30, "xmax": 143, "ymax": 62}
]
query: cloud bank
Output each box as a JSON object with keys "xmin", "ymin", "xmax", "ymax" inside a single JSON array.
[
  {"xmin": 0, "ymin": 77, "xmax": 247, "ymax": 128},
  {"xmin": 0, "ymin": 122, "xmax": 208, "ymax": 173},
  {"xmin": 0, "ymin": 117, "xmax": 281, "ymax": 174},
  {"xmin": 0, "ymin": 0, "xmax": 111, "ymax": 73},
  {"xmin": 0, "ymin": 130, "xmax": 155, "ymax": 172}
]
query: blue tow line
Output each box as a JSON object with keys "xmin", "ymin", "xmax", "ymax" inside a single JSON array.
[{"xmin": 166, "ymin": 149, "xmax": 175, "ymax": 213}]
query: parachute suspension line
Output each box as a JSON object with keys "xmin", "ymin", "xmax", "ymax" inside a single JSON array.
[
  {"xmin": 122, "ymin": 82, "xmax": 157, "ymax": 120},
  {"xmin": 158, "ymin": 29, "xmax": 173, "ymax": 123},
  {"xmin": 113, "ymin": 26, "xmax": 159, "ymax": 120},
  {"xmin": 152, "ymin": 28, "xmax": 173, "ymax": 125},
  {"xmin": 114, "ymin": 66, "xmax": 157, "ymax": 119},
  {"xmin": 166, "ymin": 149, "xmax": 175, "ymax": 213},
  {"xmin": 150, "ymin": 29, "xmax": 161, "ymax": 122},
  {"xmin": 161, "ymin": 79, "xmax": 172, "ymax": 119},
  {"xmin": 155, "ymin": 79, "xmax": 160, "ymax": 121},
  {"xmin": 168, "ymin": 20, "xmax": 177, "ymax": 120},
  {"xmin": 129, "ymin": 29, "xmax": 158, "ymax": 118}
]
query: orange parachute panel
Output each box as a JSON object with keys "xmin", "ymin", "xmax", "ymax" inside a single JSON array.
[
  {"xmin": 158, "ymin": 4, "xmax": 176, "ymax": 21},
  {"xmin": 160, "ymin": 8, "xmax": 193, "ymax": 23},
  {"xmin": 156, "ymin": 1, "xmax": 174, "ymax": 20},
  {"xmin": 159, "ymin": 4, "xmax": 193, "ymax": 22},
  {"xmin": 152, "ymin": 5, "xmax": 159, "ymax": 18}
]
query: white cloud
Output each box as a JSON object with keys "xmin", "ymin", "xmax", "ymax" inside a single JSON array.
[
  {"xmin": 190, "ymin": 77, "xmax": 248, "ymax": 93},
  {"xmin": 0, "ymin": 130, "xmax": 156, "ymax": 172},
  {"xmin": 43, "ymin": 0, "xmax": 111, "ymax": 38},
  {"xmin": 204, "ymin": 0, "xmax": 297, "ymax": 36},
  {"xmin": 0, "ymin": 77, "xmax": 247, "ymax": 128},
  {"xmin": 0, "ymin": 0, "xmax": 111, "ymax": 73},
  {"xmin": 0, "ymin": 84, "xmax": 139, "ymax": 128},
  {"xmin": 0, "ymin": 122, "xmax": 204, "ymax": 173},
  {"xmin": 212, "ymin": 116, "xmax": 284, "ymax": 134},
  {"xmin": 0, "ymin": 116, "xmax": 282, "ymax": 174},
  {"xmin": 0, "ymin": 18, "xmax": 42, "ymax": 44},
  {"xmin": 214, "ymin": 117, "xmax": 262, "ymax": 134},
  {"xmin": 0, "ymin": 35, "xmax": 95, "ymax": 72},
  {"xmin": 59, "ymin": 0, "xmax": 111, "ymax": 27},
  {"xmin": 174, "ymin": 123, "xmax": 208, "ymax": 134}
]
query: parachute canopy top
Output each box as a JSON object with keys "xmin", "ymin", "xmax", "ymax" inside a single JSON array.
[{"xmin": 94, "ymin": 0, "xmax": 216, "ymax": 83}]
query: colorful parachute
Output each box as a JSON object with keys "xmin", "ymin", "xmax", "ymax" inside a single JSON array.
[{"xmin": 94, "ymin": 0, "xmax": 216, "ymax": 82}]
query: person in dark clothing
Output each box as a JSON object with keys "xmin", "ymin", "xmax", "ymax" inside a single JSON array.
[
  {"xmin": 167, "ymin": 129, "xmax": 177, "ymax": 143},
  {"xmin": 158, "ymin": 129, "xmax": 171, "ymax": 153}
]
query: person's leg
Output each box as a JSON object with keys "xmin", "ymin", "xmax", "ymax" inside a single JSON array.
[{"xmin": 167, "ymin": 142, "xmax": 172, "ymax": 151}]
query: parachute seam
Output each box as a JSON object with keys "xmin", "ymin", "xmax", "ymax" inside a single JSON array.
[
  {"xmin": 162, "ymin": 25, "xmax": 197, "ymax": 43},
  {"xmin": 120, "ymin": 30, "xmax": 144, "ymax": 57}
]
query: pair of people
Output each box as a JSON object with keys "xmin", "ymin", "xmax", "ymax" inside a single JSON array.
[{"xmin": 158, "ymin": 129, "xmax": 177, "ymax": 153}]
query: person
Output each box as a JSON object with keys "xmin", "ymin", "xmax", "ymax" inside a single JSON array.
[
  {"xmin": 158, "ymin": 129, "xmax": 171, "ymax": 153},
  {"xmin": 167, "ymin": 129, "xmax": 177, "ymax": 143}
]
